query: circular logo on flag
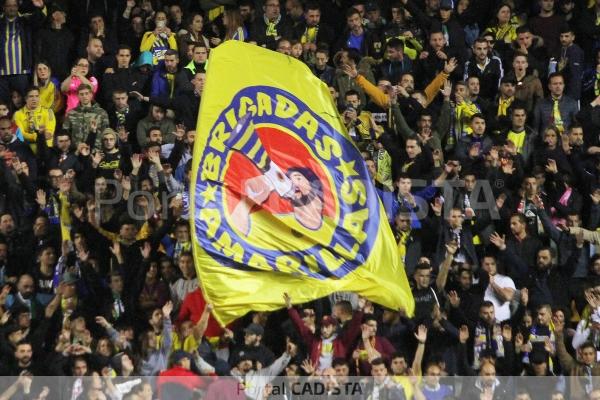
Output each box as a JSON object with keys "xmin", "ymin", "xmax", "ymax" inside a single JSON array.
[{"xmin": 194, "ymin": 86, "xmax": 380, "ymax": 280}]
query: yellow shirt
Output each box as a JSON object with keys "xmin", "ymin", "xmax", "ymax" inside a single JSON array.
[
  {"xmin": 39, "ymin": 80, "xmax": 63, "ymax": 113},
  {"xmin": 13, "ymin": 106, "xmax": 55, "ymax": 153},
  {"xmin": 507, "ymin": 130, "xmax": 526, "ymax": 154},
  {"xmin": 392, "ymin": 375, "xmax": 421, "ymax": 400}
]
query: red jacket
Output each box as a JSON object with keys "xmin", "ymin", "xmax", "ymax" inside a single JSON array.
[
  {"xmin": 355, "ymin": 335, "xmax": 397, "ymax": 375},
  {"xmin": 157, "ymin": 366, "xmax": 214, "ymax": 398},
  {"xmin": 177, "ymin": 288, "xmax": 224, "ymax": 337},
  {"xmin": 288, "ymin": 308, "xmax": 362, "ymax": 370}
]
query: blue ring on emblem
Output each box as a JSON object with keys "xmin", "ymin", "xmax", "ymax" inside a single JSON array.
[{"xmin": 195, "ymin": 86, "xmax": 381, "ymax": 280}]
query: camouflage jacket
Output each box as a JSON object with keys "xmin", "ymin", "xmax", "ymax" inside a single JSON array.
[{"xmin": 63, "ymin": 102, "xmax": 109, "ymax": 149}]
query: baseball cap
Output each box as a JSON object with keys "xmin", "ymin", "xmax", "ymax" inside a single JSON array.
[
  {"xmin": 501, "ymin": 75, "xmax": 517, "ymax": 85},
  {"xmin": 61, "ymin": 272, "xmax": 79, "ymax": 285},
  {"xmin": 321, "ymin": 315, "xmax": 337, "ymax": 327},
  {"xmin": 244, "ymin": 323, "xmax": 264, "ymax": 336},
  {"xmin": 172, "ymin": 350, "xmax": 193, "ymax": 364},
  {"xmin": 440, "ymin": 0, "xmax": 454, "ymax": 10}
]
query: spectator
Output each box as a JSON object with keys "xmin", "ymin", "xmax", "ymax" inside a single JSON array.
[
  {"xmin": 223, "ymin": 6, "xmax": 248, "ymax": 42},
  {"xmin": 0, "ymin": 0, "xmax": 46, "ymax": 101},
  {"xmin": 34, "ymin": 4, "xmax": 74, "ymax": 82},
  {"xmin": 141, "ymin": 11, "xmax": 178, "ymax": 65},
  {"xmin": 250, "ymin": 0, "xmax": 293, "ymax": 50},
  {"xmin": 529, "ymin": 0, "xmax": 567, "ymax": 58},
  {"xmin": 61, "ymin": 57, "xmax": 99, "ymax": 113},
  {"xmin": 62, "ymin": 83, "xmax": 109, "ymax": 149},
  {"xmin": 13, "ymin": 86, "xmax": 56, "ymax": 154},
  {"xmin": 533, "ymin": 72, "xmax": 579, "ymax": 135},
  {"xmin": 32, "ymin": 62, "xmax": 64, "ymax": 114}
]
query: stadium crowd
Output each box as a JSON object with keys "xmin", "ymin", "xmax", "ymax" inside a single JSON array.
[{"xmin": 6, "ymin": 0, "xmax": 600, "ymax": 398}]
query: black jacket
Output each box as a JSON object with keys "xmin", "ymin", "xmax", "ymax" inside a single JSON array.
[
  {"xmin": 34, "ymin": 26, "xmax": 75, "ymax": 81},
  {"xmin": 293, "ymin": 21, "xmax": 335, "ymax": 47},
  {"xmin": 463, "ymin": 56, "xmax": 504, "ymax": 100},
  {"xmin": 250, "ymin": 15, "xmax": 294, "ymax": 50},
  {"xmin": 101, "ymin": 67, "xmax": 146, "ymax": 104},
  {"xmin": 335, "ymin": 28, "xmax": 383, "ymax": 59},
  {"xmin": 0, "ymin": 6, "xmax": 46, "ymax": 74}
]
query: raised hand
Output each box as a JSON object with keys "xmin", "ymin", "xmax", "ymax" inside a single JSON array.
[
  {"xmin": 61, "ymin": 240, "xmax": 71, "ymax": 258},
  {"xmin": 92, "ymin": 151, "xmax": 104, "ymax": 168},
  {"xmin": 414, "ymin": 324, "xmax": 428, "ymax": 343},
  {"xmin": 501, "ymin": 158, "xmax": 515, "ymax": 175},
  {"xmin": 591, "ymin": 189, "xmax": 600, "ymax": 205},
  {"xmin": 341, "ymin": 63, "xmax": 358, "ymax": 79},
  {"xmin": 495, "ymin": 193, "xmax": 507, "ymax": 210},
  {"xmin": 545, "ymin": 159, "xmax": 558, "ymax": 174},
  {"xmin": 140, "ymin": 241, "xmax": 152, "ymax": 260},
  {"xmin": 515, "ymin": 332, "xmax": 524, "ymax": 348},
  {"xmin": 501, "ymin": 325, "xmax": 512, "ymax": 342},
  {"xmin": 301, "ymin": 358, "xmax": 315, "ymax": 375},
  {"xmin": 95, "ymin": 316, "xmax": 110, "ymax": 329},
  {"xmin": 448, "ymin": 290, "xmax": 460, "ymax": 308},
  {"xmin": 0, "ymin": 310, "xmax": 11, "ymax": 325},
  {"xmin": 147, "ymin": 150, "xmax": 161, "ymax": 165},
  {"xmin": 109, "ymin": 241, "xmax": 121, "ymax": 258},
  {"xmin": 35, "ymin": 189, "xmax": 47, "ymax": 207},
  {"xmin": 430, "ymin": 198, "xmax": 443, "ymax": 216},
  {"xmin": 459, "ymin": 325, "xmax": 469, "ymax": 343},
  {"xmin": 532, "ymin": 194, "xmax": 544, "ymax": 210},
  {"xmin": 0, "ymin": 285, "xmax": 11, "ymax": 305},
  {"xmin": 445, "ymin": 240, "xmax": 458, "ymax": 256},
  {"xmin": 174, "ymin": 124, "xmax": 186, "ymax": 141},
  {"xmin": 286, "ymin": 340, "xmax": 298, "ymax": 357},
  {"xmin": 162, "ymin": 300, "xmax": 173, "ymax": 317},
  {"xmin": 283, "ymin": 292, "xmax": 292, "ymax": 309},
  {"xmin": 489, "ymin": 232, "xmax": 506, "ymax": 250},
  {"xmin": 441, "ymin": 80, "xmax": 452, "ymax": 99},
  {"xmin": 89, "ymin": 117, "xmax": 98, "ymax": 132},
  {"xmin": 131, "ymin": 154, "xmax": 142, "ymax": 170},
  {"xmin": 443, "ymin": 58, "xmax": 457, "ymax": 74},
  {"xmin": 520, "ymin": 288, "xmax": 529, "ymax": 306}
]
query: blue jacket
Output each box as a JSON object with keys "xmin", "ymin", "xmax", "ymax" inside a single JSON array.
[
  {"xmin": 0, "ymin": 7, "xmax": 46, "ymax": 74},
  {"xmin": 150, "ymin": 61, "xmax": 193, "ymax": 100}
]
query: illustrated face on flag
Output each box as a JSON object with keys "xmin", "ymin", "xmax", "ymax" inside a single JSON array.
[{"xmin": 191, "ymin": 41, "xmax": 414, "ymax": 325}]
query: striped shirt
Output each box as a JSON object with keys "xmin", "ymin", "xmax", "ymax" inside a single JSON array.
[{"xmin": 0, "ymin": 18, "xmax": 24, "ymax": 75}]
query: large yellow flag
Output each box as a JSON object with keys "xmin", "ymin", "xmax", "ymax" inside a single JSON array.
[{"xmin": 190, "ymin": 41, "xmax": 414, "ymax": 326}]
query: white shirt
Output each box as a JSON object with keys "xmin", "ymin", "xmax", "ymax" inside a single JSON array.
[{"xmin": 484, "ymin": 274, "xmax": 515, "ymax": 322}]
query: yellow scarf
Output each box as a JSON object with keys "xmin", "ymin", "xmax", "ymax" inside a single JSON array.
[
  {"xmin": 552, "ymin": 98, "xmax": 564, "ymax": 133},
  {"xmin": 497, "ymin": 96, "xmax": 514, "ymax": 117},
  {"xmin": 397, "ymin": 231, "xmax": 409, "ymax": 262},
  {"xmin": 301, "ymin": 26, "xmax": 318, "ymax": 44},
  {"xmin": 166, "ymin": 73, "xmax": 175, "ymax": 98}
]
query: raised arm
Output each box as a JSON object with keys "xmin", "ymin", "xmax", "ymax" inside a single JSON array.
[{"xmin": 412, "ymin": 325, "xmax": 427, "ymax": 376}]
